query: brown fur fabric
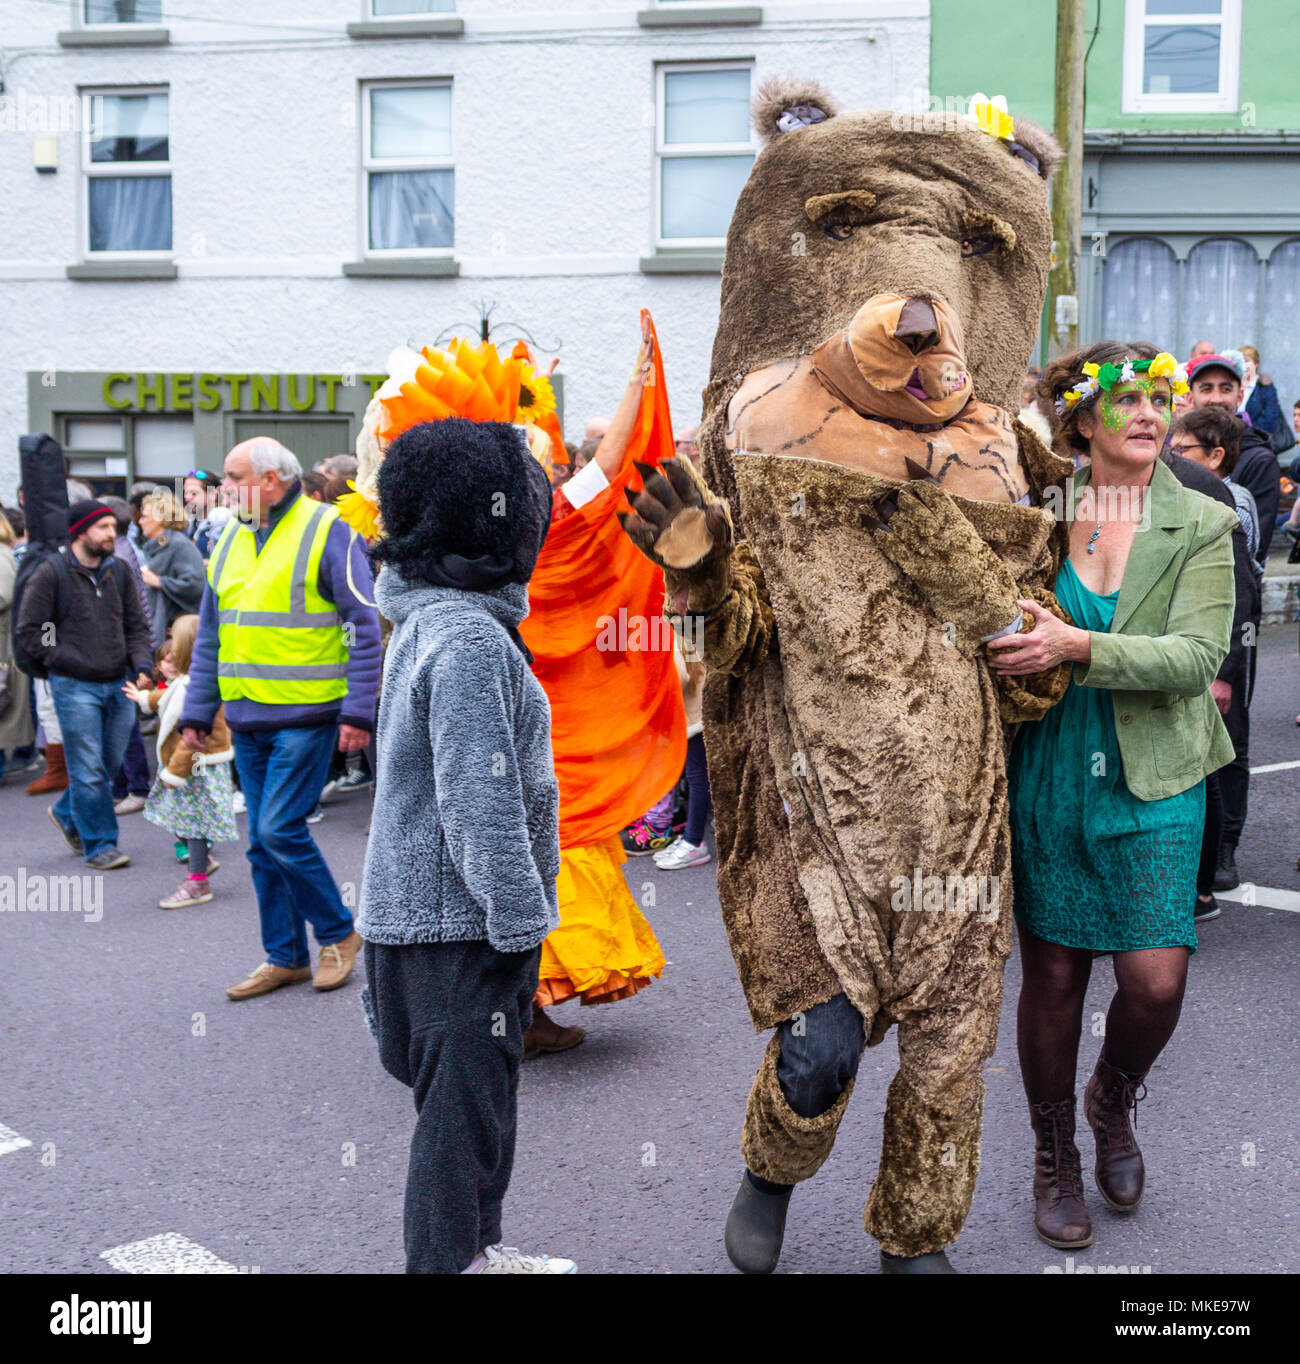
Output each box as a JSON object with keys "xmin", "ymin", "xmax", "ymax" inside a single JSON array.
[
  {"xmin": 686, "ymin": 436, "xmax": 1067, "ymax": 1034},
  {"xmin": 863, "ymin": 1073, "xmax": 985, "ymax": 1257},
  {"xmin": 733, "ymin": 454, "xmax": 1027, "ymax": 1032},
  {"xmin": 741, "ymin": 1033, "xmax": 855, "ymax": 1184}
]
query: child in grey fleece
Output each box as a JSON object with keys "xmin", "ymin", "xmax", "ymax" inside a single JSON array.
[{"xmin": 357, "ymin": 416, "xmax": 575, "ymax": 1275}]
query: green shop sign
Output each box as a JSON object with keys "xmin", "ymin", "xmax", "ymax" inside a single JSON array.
[{"xmin": 102, "ymin": 372, "xmax": 391, "ymax": 414}]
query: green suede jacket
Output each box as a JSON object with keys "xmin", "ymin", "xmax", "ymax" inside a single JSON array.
[{"xmin": 1069, "ymin": 457, "xmax": 1238, "ymax": 801}]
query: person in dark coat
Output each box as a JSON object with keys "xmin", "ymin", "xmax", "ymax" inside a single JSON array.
[
  {"xmin": 1239, "ymin": 345, "xmax": 1287, "ymax": 450},
  {"xmin": 1184, "ymin": 356, "xmax": 1275, "ymax": 892},
  {"xmin": 1187, "ymin": 353, "xmax": 1281, "ymax": 566},
  {"xmin": 15, "ymin": 501, "xmax": 155, "ymax": 869}
]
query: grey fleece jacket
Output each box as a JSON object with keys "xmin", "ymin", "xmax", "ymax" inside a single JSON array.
[{"xmin": 356, "ymin": 569, "xmax": 561, "ymax": 954}]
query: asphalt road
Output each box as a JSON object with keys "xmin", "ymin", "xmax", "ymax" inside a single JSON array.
[{"xmin": 2, "ymin": 626, "xmax": 1297, "ymax": 1276}]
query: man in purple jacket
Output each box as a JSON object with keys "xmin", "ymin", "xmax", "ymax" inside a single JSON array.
[{"xmin": 179, "ymin": 438, "xmax": 381, "ymax": 1001}]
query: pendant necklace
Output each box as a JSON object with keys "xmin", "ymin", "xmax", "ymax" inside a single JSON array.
[{"xmin": 1086, "ymin": 521, "xmax": 1102, "ymax": 555}]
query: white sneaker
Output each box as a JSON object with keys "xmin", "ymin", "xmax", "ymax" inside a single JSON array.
[
  {"xmin": 232, "ymin": 791, "xmax": 246, "ymax": 814},
  {"xmin": 114, "ymin": 794, "xmax": 147, "ymax": 815},
  {"xmin": 653, "ymin": 836, "xmax": 712, "ymax": 870},
  {"xmin": 477, "ymin": 1244, "xmax": 577, "ymax": 1275}
]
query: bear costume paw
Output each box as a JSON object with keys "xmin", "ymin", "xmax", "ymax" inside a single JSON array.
[
  {"xmin": 620, "ymin": 457, "xmax": 734, "ymax": 573},
  {"xmin": 865, "ymin": 465, "xmax": 1024, "ymax": 656}
]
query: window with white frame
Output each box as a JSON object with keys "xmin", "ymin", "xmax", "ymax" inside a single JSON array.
[
  {"xmin": 362, "ymin": 81, "xmax": 454, "ymax": 254},
  {"xmin": 1122, "ymin": 0, "xmax": 1242, "ymax": 114},
  {"xmin": 656, "ymin": 63, "xmax": 756, "ymax": 248},
  {"xmin": 83, "ymin": 88, "xmax": 172, "ymax": 255},
  {"xmin": 83, "ymin": 1, "xmax": 164, "ymax": 23},
  {"xmin": 369, "ymin": 1, "xmax": 454, "ymax": 13}
]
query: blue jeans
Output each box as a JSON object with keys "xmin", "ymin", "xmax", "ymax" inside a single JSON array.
[
  {"xmin": 776, "ymin": 993, "xmax": 866, "ymax": 1119},
  {"xmin": 683, "ymin": 732, "xmax": 712, "ymax": 847},
  {"xmin": 113, "ymin": 717, "xmax": 152, "ymax": 800},
  {"xmin": 233, "ymin": 725, "xmax": 354, "ymax": 969},
  {"xmin": 49, "ymin": 675, "xmax": 136, "ymax": 861}
]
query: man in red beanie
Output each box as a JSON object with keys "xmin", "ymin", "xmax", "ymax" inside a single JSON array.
[
  {"xmin": 16, "ymin": 500, "xmax": 155, "ymax": 869},
  {"xmin": 1187, "ymin": 352, "xmax": 1281, "ymax": 566}
]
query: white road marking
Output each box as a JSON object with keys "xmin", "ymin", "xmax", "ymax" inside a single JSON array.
[
  {"xmin": 1218, "ymin": 884, "xmax": 1300, "ymax": 915},
  {"xmin": 100, "ymin": 1233, "xmax": 239, "ymax": 1274},
  {"xmin": 0, "ymin": 1123, "xmax": 32, "ymax": 1157},
  {"xmin": 1249, "ymin": 759, "xmax": 1300, "ymax": 775}
]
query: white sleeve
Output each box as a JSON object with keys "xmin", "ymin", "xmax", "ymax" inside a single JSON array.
[{"xmin": 560, "ymin": 459, "xmax": 611, "ymax": 510}]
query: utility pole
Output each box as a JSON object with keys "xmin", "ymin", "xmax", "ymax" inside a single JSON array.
[{"xmin": 1048, "ymin": 0, "xmax": 1086, "ymax": 356}]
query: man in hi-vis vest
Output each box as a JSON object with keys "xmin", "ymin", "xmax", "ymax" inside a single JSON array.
[{"xmin": 181, "ymin": 438, "xmax": 381, "ymax": 1001}]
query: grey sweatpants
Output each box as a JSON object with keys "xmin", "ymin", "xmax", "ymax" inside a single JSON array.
[{"xmin": 364, "ymin": 938, "xmax": 540, "ymax": 1274}]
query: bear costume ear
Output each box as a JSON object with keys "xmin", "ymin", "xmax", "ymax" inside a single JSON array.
[
  {"xmin": 1008, "ymin": 118, "xmax": 1063, "ymax": 181},
  {"xmin": 753, "ymin": 76, "xmax": 840, "ymax": 144}
]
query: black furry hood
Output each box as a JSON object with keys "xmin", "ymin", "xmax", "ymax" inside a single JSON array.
[{"xmin": 372, "ymin": 417, "xmax": 553, "ymax": 590}]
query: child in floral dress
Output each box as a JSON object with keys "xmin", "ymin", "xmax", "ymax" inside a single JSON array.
[{"xmin": 124, "ymin": 614, "xmax": 236, "ymax": 910}]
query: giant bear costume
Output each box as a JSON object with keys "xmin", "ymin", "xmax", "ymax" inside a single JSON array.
[{"xmin": 622, "ymin": 79, "xmax": 1077, "ymax": 1271}]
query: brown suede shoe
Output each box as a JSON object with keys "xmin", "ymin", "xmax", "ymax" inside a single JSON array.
[
  {"xmin": 523, "ymin": 1005, "xmax": 587, "ymax": 1060},
  {"xmin": 226, "ymin": 962, "xmax": 312, "ymax": 1001},
  {"xmin": 313, "ymin": 929, "xmax": 362, "ymax": 992}
]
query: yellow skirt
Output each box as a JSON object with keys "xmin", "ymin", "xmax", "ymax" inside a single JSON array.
[{"xmin": 535, "ymin": 835, "xmax": 666, "ymax": 1007}]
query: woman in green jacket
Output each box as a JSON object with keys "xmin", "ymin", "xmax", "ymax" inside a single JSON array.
[{"xmin": 988, "ymin": 341, "xmax": 1237, "ymax": 1254}]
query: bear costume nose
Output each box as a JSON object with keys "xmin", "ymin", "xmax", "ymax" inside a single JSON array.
[{"xmin": 895, "ymin": 298, "xmax": 940, "ymax": 355}]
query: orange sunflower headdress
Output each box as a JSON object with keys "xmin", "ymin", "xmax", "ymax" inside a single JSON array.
[{"xmin": 341, "ymin": 338, "xmax": 562, "ymax": 539}]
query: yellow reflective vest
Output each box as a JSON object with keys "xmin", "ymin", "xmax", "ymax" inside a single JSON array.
[{"xmin": 208, "ymin": 495, "xmax": 349, "ymax": 707}]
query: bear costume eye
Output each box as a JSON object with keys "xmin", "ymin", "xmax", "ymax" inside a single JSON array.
[
  {"xmin": 959, "ymin": 209, "xmax": 1017, "ymax": 260},
  {"xmin": 804, "ymin": 190, "xmax": 876, "ymax": 243}
]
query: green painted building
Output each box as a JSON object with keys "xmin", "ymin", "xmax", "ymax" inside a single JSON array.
[{"xmin": 931, "ymin": 0, "xmax": 1300, "ymax": 411}]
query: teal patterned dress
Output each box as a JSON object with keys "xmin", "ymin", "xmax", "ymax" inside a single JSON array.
[{"xmin": 1009, "ymin": 558, "xmax": 1202, "ymax": 953}]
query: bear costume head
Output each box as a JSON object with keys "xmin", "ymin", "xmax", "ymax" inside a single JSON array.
[{"xmin": 703, "ymin": 78, "xmax": 1061, "ymax": 512}]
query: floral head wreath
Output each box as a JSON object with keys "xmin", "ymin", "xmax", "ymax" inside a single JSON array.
[
  {"xmin": 337, "ymin": 339, "xmax": 559, "ymax": 540},
  {"xmin": 1055, "ymin": 352, "xmax": 1189, "ymax": 417}
]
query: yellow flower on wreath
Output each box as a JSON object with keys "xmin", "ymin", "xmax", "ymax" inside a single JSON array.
[
  {"xmin": 337, "ymin": 479, "xmax": 382, "ymax": 540},
  {"xmin": 1148, "ymin": 352, "xmax": 1178, "ymax": 379},
  {"xmin": 517, "ymin": 369, "xmax": 556, "ymax": 428}
]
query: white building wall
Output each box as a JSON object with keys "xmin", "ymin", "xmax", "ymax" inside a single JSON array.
[{"xmin": 0, "ymin": 1, "xmax": 929, "ymax": 492}]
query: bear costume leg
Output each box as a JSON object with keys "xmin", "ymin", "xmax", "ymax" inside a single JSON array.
[
  {"xmin": 740, "ymin": 999, "xmax": 992, "ymax": 1262},
  {"xmin": 863, "ymin": 1072, "xmax": 984, "ymax": 1258},
  {"xmin": 862, "ymin": 975, "xmax": 1003, "ymax": 1258}
]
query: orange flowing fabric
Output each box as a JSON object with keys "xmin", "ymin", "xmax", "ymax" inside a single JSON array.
[{"xmin": 521, "ymin": 310, "xmax": 686, "ymax": 851}]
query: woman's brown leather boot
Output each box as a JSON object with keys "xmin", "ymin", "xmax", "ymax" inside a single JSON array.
[
  {"xmin": 1029, "ymin": 1098, "xmax": 1093, "ymax": 1248},
  {"xmin": 1084, "ymin": 1055, "xmax": 1147, "ymax": 1211},
  {"xmin": 26, "ymin": 744, "xmax": 68, "ymax": 795}
]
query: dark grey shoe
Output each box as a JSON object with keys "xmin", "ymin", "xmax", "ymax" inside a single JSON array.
[
  {"xmin": 880, "ymin": 1249, "xmax": 958, "ymax": 1274},
  {"xmin": 86, "ymin": 848, "xmax": 130, "ymax": 871},
  {"xmin": 724, "ymin": 1174, "xmax": 793, "ymax": 1274},
  {"xmin": 47, "ymin": 806, "xmax": 83, "ymax": 856},
  {"xmin": 1212, "ymin": 846, "xmax": 1239, "ymax": 892}
]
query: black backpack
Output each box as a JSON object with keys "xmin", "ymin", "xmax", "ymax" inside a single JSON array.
[{"xmin": 10, "ymin": 434, "xmax": 69, "ymax": 680}]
